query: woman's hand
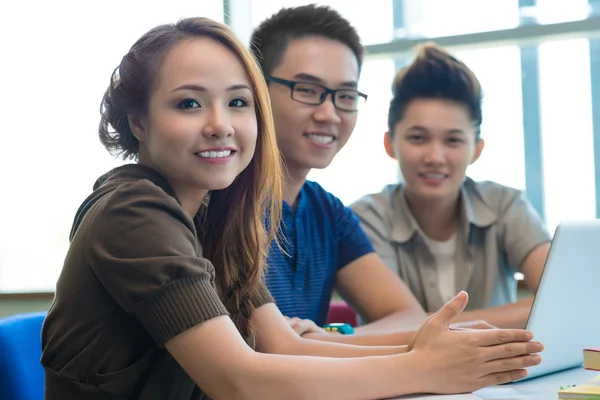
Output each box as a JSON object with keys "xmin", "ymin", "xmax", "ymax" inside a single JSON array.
[
  {"xmin": 450, "ymin": 319, "xmax": 497, "ymax": 330},
  {"xmin": 408, "ymin": 291, "xmax": 543, "ymax": 394},
  {"xmin": 284, "ymin": 316, "xmax": 331, "ymax": 336}
]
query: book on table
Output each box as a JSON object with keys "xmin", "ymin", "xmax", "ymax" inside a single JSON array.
[
  {"xmin": 584, "ymin": 348, "xmax": 600, "ymax": 371},
  {"xmin": 558, "ymin": 374, "xmax": 600, "ymax": 399}
]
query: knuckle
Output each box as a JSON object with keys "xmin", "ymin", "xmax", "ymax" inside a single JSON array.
[
  {"xmin": 444, "ymin": 304, "xmax": 459, "ymax": 315},
  {"xmin": 504, "ymin": 342, "xmax": 514, "ymax": 353},
  {"xmin": 495, "ymin": 372, "xmax": 509, "ymax": 384},
  {"xmin": 466, "ymin": 334, "xmax": 478, "ymax": 346},
  {"xmin": 512, "ymin": 370, "xmax": 525, "ymax": 381},
  {"xmin": 497, "ymin": 330, "xmax": 509, "ymax": 342},
  {"xmin": 524, "ymin": 343, "xmax": 534, "ymax": 355},
  {"xmin": 528, "ymin": 342, "xmax": 539, "ymax": 353}
]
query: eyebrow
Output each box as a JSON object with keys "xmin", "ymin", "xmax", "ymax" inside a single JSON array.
[
  {"xmin": 406, "ymin": 125, "xmax": 428, "ymax": 133},
  {"xmin": 172, "ymin": 83, "xmax": 252, "ymax": 93},
  {"xmin": 446, "ymin": 129, "xmax": 466, "ymax": 135},
  {"xmin": 292, "ymin": 73, "xmax": 358, "ymax": 89},
  {"xmin": 407, "ymin": 125, "xmax": 466, "ymax": 135}
]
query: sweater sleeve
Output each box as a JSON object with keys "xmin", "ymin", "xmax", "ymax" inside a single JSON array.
[
  {"xmin": 252, "ymin": 280, "xmax": 274, "ymax": 309},
  {"xmin": 86, "ymin": 180, "xmax": 229, "ymax": 347}
]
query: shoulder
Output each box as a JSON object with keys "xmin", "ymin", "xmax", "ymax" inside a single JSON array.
[
  {"xmin": 350, "ymin": 184, "xmax": 398, "ymax": 222},
  {"xmin": 465, "ymin": 178, "xmax": 527, "ymax": 215},
  {"xmin": 87, "ymin": 177, "xmax": 196, "ymax": 249},
  {"xmin": 104, "ymin": 179, "xmax": 187, "ymax": 220},
  {"xmin": 302, "ymin": 181, "xmax": 365, "ymax": 231},
  {"xmin": 301, "ymin": 180, "xmax": 349, "ymax": 220},
  {"xmin": 348, "ymin": 184, "xmax": 401, "ymax": 241},
  {"xmin": 303, "ymin": 180, "xmax": 344, "ymax": 207}
]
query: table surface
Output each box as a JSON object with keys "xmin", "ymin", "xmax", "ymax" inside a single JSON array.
[{"xmin": 389, "ymin": 367, "xmax": 598, "ymax": 400}]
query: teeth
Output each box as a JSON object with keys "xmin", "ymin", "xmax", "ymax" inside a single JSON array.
[
  {"xmin": 422, "ymin": 173, "xmax": 445, "ymax": 179},
  {"xmin": 198, "ymin": 150, "xmax": 232, "ymax": 158},
  {"xmin": 307, "ymin": 134, "xmax": 334, "ymax": 144}
]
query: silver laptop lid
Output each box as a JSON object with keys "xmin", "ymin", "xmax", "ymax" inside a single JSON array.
[{"xmin": 519, "ymin": 220, "xmax": 600, "ymax": 381}]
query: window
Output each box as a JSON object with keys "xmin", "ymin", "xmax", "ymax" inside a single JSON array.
[
  {"xmin": 454, "ymin": 46, "xmax": 526, "ymax": 191},
  {"xmin": 533, "ymin": 0, "xmax": 591, "ymax": 24},
  {"xmin": 0, "ymin": 1, "xmax": 224, "ymax": 292},
  {"xmin": 538, "ymin": 38, "xmax": 596, "ymax": 233},
  {"xmin": 400, "ymin": 0, "xmax": 520, "ymax": 38}
]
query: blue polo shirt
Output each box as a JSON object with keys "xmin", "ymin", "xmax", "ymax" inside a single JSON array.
[{"xmin": 264, "ymin": 180, "xmax": 375, "ymax": 326}]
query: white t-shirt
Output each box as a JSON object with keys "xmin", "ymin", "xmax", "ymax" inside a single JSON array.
[{"xmin": 422, "ymin": 233, "xmax": 457, "ymax": 304}]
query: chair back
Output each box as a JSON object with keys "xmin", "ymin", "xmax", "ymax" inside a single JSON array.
[
  {"xmin": 327, "ymin": 301, "xmax": 357, "ymax": 327},
  {"xmin": 0, "ymin": 311, "xmax": 46, "ymax": 400}
]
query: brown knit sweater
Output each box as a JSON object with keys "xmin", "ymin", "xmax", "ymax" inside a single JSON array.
[{"xmin": 41, "ymin": 164, "xmax": 273, "ymax": 399}]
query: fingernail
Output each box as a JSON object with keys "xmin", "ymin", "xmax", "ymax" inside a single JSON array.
[
  {"xmin": 531, "ymin": 355, "xmax": 541, "ymax": 364},
  {"xmin": 534, "ymin": 342, "xmax": 544, "ymax": 351},
  {"xmin": 520, "ymin": 370, "xmax": 528, "ymax": 378}
]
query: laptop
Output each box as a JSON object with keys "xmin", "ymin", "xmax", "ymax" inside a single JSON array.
[{"xmin": 517, "ymin": 220, "xmax": 600, "ymax": 381}]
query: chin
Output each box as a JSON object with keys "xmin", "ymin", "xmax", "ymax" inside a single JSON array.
[
  {"xmin": 308, "ymin": 157, "xmax": 335, "ymax": 170},
  {"xmin": 418, "ymin": 190, "xmax": 452, "ymax": 201},
  {"xmin": 405, "ymin": 185, "xmax": 443, "ymax": 199},
  {"xmin": 201, "ymin": 179, "xmax": 237, "ymax": 192}
]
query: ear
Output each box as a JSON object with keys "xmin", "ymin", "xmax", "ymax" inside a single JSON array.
[
  {"xmin": 471, "ymin": 138, "xmax": 485, "ymax": 164},
  {"xmin": 383, "ymin": 132, "xmax": 397, "ymax": 160},
  {"xmin": 128, "ymin": 115, "xmax": 148, "ymax": 143}
]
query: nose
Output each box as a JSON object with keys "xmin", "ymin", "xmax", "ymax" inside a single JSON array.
[
  {"xmin": 312, "ymin": 94, "xmax": 342, "ymax": 124},
  {"xmin": 423, "ymin": 141, "xmax": 445, "ymax": 165},
  {"xmin": 202, "ymin": 104, "xmax": 234, "ymax": 139}
]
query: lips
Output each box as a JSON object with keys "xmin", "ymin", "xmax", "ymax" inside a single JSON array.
[
  {"xmin": 419, "ymin": 172, "xmax": 447, "ymax": 180},
  {"xmin": 195, "ymin": 149, "xmax": 235, "ymax": 159},
  {"xmin": 304, "ymin": 133, "xmax": 335, "ymax": 144},
  {"xmin": 194, "ymin": 146, "xmax": 237, "ymax": 160}
]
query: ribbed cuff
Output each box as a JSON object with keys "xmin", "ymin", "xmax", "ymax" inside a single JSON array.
[{"xmin": 132, "ymin": 276, "xmax": 229, "ymax": 347}]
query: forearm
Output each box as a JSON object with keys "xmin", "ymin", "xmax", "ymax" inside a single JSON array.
[
  {"xmin": 169, "ymin": 313, "xmax": 419, "ymax": 400},
  {"xmin": 303, "ymin": 329, "xmax": 415, "ymax": 347},
  {"xmin": 280, "ymin": 334, "xmax": 408, "ymax": 357},
  {"xmin": 233, "ymin": 351, "xmax": 420, "ymax": 400},
  {"xmin": 449, "ymin": 297, "xmax": 534, "ymax": 328},
  {"xmin": 354, "ymin": 309, "xmax": 426, "ymax": 334}
]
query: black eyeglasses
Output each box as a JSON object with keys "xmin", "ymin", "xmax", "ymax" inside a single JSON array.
[{"xmin": 266, "ymin": 76, "xmax": 368, "ymax": 112}]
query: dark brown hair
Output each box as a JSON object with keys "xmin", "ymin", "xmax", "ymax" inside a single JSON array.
[
  {"xmin": 388, "ymin": 42, "xmax": 483, "ymax": 138},
  {"xmin": 98, "ymin": 17, "xmax": 283, "ymax": 339},
  {"xmin": 249, "ymin": 4, "xmax": 364, "ymax": 75}
]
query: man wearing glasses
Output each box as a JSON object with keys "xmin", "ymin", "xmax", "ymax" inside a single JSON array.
[{"xmin": 248, "ymin": 5, "xmax": 440, "ymax": 346}]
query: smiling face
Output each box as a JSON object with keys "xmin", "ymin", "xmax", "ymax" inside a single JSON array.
[
  {"xmin": 385, "ymin": 98, "xmax": 484, "ymax": 203},
  {"xmin": 130, "ymin": 37, "xmax": 258, "ymax": 206},
  {"xmin": 266, "ymin": 36, "xmax": 360, "ymax": 176}
]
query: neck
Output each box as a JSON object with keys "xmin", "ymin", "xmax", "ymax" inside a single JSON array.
[
  {"xmin": 283, "ymin": 163, "xmax": 310, "ymax": 209},
  {"xmin": 176, "ymin": 187, "xmax": 208, "ymax": 218},
  {"xmin": 138, "ymin": 157, "xmax": 206, "ymax": 218},
  {"xmin": 404, "ymin": 189, "xmax": 461, "ymax": 241}
]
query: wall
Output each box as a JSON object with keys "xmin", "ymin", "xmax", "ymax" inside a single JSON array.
[{"xmin": 0, "ymin": 295, "xmax": 52, "ymax": 318}]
